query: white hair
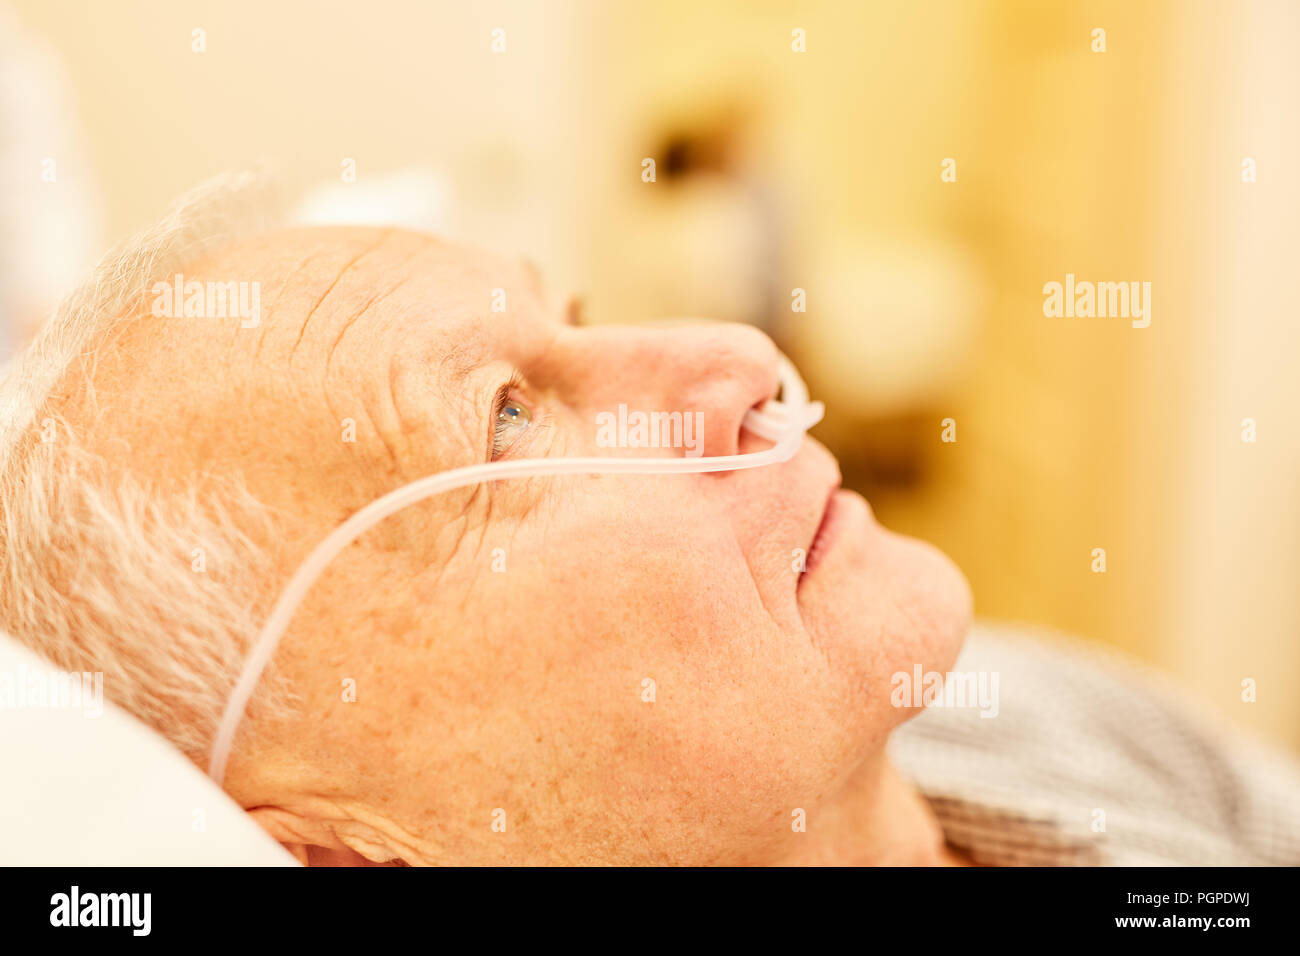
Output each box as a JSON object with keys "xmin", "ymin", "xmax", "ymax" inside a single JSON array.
[{"xmin": 0, "ymin": 170, "xmax": 293, "ymax": 762}]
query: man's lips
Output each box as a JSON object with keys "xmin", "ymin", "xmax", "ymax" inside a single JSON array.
[{"xmin": 803, "ymin": 484, "xmax": 845, "ymax": 577}]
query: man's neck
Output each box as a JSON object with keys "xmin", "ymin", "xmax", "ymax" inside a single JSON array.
[{"xmin": 773, "ymin": 753, "xmax": 965, "ymax": 866}]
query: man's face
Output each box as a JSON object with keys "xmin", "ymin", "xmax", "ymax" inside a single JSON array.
[{"xmin": 87, "ymin": 226, "xmax": 971, "ymax": 864}]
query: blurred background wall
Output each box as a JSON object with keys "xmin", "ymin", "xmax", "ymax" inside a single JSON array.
[{"xmin": 4, "ymin": 0, "xmax": 1298, "ymax": 750}]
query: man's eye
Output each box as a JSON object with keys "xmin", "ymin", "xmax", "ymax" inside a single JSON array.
[{"xmin": 492, "ymin": 393, "xmax": 531, "ymax": 458}]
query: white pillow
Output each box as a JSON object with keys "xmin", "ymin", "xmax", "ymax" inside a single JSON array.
[{"xmin": 0, "ymin": 631, "xmax": 297, "ymax": 865}]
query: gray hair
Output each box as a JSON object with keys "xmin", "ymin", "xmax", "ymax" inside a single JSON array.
[{"xmin": 0, "ymin": 170, "xmax": 292, "ymax": 762}]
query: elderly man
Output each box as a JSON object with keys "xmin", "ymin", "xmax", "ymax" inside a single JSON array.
[{"xmin": 3, "ymin": 174, "xmax": 1298, "ymax": 866}]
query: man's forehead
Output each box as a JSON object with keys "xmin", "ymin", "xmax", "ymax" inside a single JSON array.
[
  {"xmin": 229, "ymin": 225, "xmax": 546, "ymax": 315},
  {"xmin": 181, "ymin": 225, "xmax": 550, "ymax": 360}
]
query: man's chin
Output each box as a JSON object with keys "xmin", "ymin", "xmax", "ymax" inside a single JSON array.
[
  {"xmin": 878, "ymin": 528, "xmax": 973, "ymax": 673},
  {"xmin": 798, "ymin": 507, "xmax": 973, "ymax": 720}
]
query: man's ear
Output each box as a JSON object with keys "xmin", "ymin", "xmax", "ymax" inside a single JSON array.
[{"xmin": 246, "ymin": 806, "xmax": 407, "ymax": 866}]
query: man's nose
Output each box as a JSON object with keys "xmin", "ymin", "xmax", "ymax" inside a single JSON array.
[{"xmin": 567, "ymin": 323, "xmax": 782, "ymax": 458}]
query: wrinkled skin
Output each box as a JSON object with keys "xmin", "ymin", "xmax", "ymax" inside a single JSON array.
[{"xmin": 78, "ymin": 227, "xmax": 972, "ymax": 865}]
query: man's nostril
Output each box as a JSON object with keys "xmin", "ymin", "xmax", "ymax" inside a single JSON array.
[{"xmin": 742, "ymin": 404, "xmax": 787, "ymax": 443}]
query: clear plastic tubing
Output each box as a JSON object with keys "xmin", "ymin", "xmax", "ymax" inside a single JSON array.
[{"xmin": 208, "ymin": 354, "xmax": 824, "ymax": 782}]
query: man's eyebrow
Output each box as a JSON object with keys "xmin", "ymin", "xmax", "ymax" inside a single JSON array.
[{"xmin": 436, "ymin": 336, "xmax": 484, "ymax": 380}]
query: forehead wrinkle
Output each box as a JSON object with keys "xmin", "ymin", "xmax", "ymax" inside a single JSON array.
[
  {"xmin": 314, "ymin": 238, "xmax": 430, "ymax": 433},
  {"xmin": 437, "ymin": 334, "xmax": 492, "ymax": 458},
  {"xmin": 289, "ymin": 229, "xmax": 396, "ymax": 363},
  {"xmin": 323, "ymin": 271, "xmax": 417, "ymax": 387},
  {"xmin": 315, "ymin": 273, "xmax": 431, "ymax": 480},
  {"xmin": 247, "ymin": 249, "xmax": 318, "ymax": 358},
  {"xmin": 376, "ymin": 317, "xmax": 487, "ymax": 484}
]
